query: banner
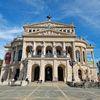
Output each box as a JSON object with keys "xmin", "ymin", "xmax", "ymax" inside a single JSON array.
[{"xmin": 5, "ymin": 52, "xmax": 11, "ymax": 64}]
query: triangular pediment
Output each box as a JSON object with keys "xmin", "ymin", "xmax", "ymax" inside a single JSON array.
[
  {"xmin": 24, "ymin": 30, "xmax": 68, "ymax": 37},
  {"xmin": 24, "ymin": 21, "xmax": 73, "ymax": 28}
]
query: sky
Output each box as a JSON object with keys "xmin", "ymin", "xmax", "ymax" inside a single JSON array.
[{"xmin": 0, "ymin": 0, "xmax": 100, "ymax": 62}]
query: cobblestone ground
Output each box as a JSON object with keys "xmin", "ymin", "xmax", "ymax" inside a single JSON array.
[{"xmin": 0, "ymin": 82, "xmax": 100, "ymax": 100}]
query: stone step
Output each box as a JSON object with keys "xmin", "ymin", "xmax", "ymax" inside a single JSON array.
[{"xmin": 29, "ymin": 82, "xmax": 68, "ymax": 87}]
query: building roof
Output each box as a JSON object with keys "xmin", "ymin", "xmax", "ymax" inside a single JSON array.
[{"xmin": 23, "ymin": 21, "xmax": 75, "ymax": 28}]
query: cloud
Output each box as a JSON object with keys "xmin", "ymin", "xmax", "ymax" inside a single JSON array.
[
  {"xmin": 0, "ymin": 14, "xmax": 7, "ymax": 25},
  {"xmin": 0, "ymin": 27, "xmax": 23, "ymax": 40},
  {"xmin": 58, "ymin": 0, "xmax": 100, "ymax": 28},
  {"xmin": 0, "ymin": 13, "xmax": 23, "ymax": 40},
  {"xmin": 0, "ymin": 13, "xmax": 23, "ymax": 59},
  {"xmin": 18, "ymin": 0, "xmax": 46, "ymax": 15},
  {"xmin": 0, "ymin": 46, "xmax": 5, "ymax": 59}
]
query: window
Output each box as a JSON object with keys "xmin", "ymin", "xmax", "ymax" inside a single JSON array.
[
  {"xmin": 18, "ymin": 50, "xmax": 22, "ymax": 61},
  {"xmin": 83, "ymin": 51, "xmax": 85, "ymax": 62},
  {"xmin": 76, "ymin": 50, "xmax": 80, "ymax": 62},
  {"xmin": 29, "ymin": 29, "xmax": 31, "ymax": 32},
  {"xmin": 13, "ymin": 51, "xmax": 16, "ymax": 61},
  {"xmin": 67, "ymin": 30, "xmax": 70, "ymax": 33},
  {"xmin": 33, "ymin": 29, "xmax": 35, "ymax": 32},
  {"xmin": 72, "ymin": 29, "xmax": 74, "ymax": 32},
  {"xmin": 63, "ymin": 29, "xmax": 66, "ymax": 32},
  {"xmin": 26, "ymin": 46, "xmax": 33, "ymax": 57}
]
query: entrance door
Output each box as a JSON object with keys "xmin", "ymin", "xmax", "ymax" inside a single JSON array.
[
  {"xmin": 58, "ymin": 67, "xmax": 64, "ymax": 81},
  {"xmin": 78, "ymin": 69, "xmax": 82, "ymax": 81},
  {"xmin": 14, "ymin": 69, "xmax": 20, "ymax": 81},
  {"xmin": 45, "ymin": 67, "xmax": 52, "ymax": 81},
  {"xmin": 34, "ymin": 66, "xmax": 40, "ymax": 81}
]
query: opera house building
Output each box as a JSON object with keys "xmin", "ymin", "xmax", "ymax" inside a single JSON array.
[{"xmin": 0, "ymin": 17, "xmax": 98, "ymax": 83}]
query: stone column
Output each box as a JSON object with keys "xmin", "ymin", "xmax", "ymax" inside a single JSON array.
[
  {"xmin": 22, "ymin": 42, "xmax": 27, "ymax": 59},
  {"xmin": 64, "ymin": 67, "xmax": 67, "ymax": 82},
  {"xmin": 14, "ymin": 46, "xmax": 18, "ymax": 61},
  {"xmin": 53, "ymin": 42, "xmax": 56, "ymax": 57},
  {"xmin": 33, "ymin": 42, "xmax": 36, "ymax": 56},
  {"xmin": 72, "ymin": 42, "xmax": 76, "ymax": 61},
  {"xmin": 39, "ymin": 60, "xmax": 45, "ymax": 82},
  {"xmin": 91, "ymin": 51, "xmax": 95, "ymax": 67},
  {"xmin": 66, "ymin": 59, "xmax": 72, "ymax": 82},
  {"xmin": 10, "ymin": 50, "xmax": 14, "ymax": 63},
  {"xmin": 63, "ymin": 42, "xmax": 66, "ymax": 57},
  {"xmin": 26, "ymin": 60, "xmax": 31, "ymax": 82},
  {"xmin": 80, "ymin": 47, "xmax": 83, "ymax": 63},
  {"xmin": 42, "ymin": 42, "xmax": 46, "ymax": 57},
  {"xmin": 11, "ymin": 66, "xmax": 16, "ymax": 80},
  {"xmin": 53, "ymin": 60, "xmax": 58, "ymax": 81}
]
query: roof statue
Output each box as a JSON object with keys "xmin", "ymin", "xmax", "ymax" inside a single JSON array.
[{"xmin": 47, "ymin": 15, "xmax": 52, "ymax": 21}]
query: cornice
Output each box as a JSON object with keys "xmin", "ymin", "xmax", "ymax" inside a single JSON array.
[{"xmin": 23, "ymin": 29, "xmax": 76, "ymax": 38}]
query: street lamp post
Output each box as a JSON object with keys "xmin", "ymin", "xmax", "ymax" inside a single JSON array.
[{"xmin": 69, "ymin": 60, "xmax": 76, "ymax": 85}]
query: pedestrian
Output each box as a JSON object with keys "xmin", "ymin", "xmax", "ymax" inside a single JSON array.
[
  {"xmin": 1, "ymin": 78, "xmax": 4, "ymax": 83},
  {"xmin": 25, "ymin": 78, "xmax": 29, "ymax": 85}
]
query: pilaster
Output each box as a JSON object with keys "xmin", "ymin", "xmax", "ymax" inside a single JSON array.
[
  {"xmin": 63, "ymin": 42, "xmax": 66, "ymax": 56},
  {"xmin": 42, "ymin": 42, "xmax": 46, "ymax": 57},
  {"xmin": 80, "ymin": 47, "xmax": 83, "ymax": 63},
  {"xmin": 33, "ymin": 41, "xmax": 36, "ymax": 56},
  {"xmin": 39, "ymin": 60, "xmax": 45, "ymax": 82},
  {"xmin": 22, "ymin": 42, "xmax": 27, "ymax": 59},
  {"xmin": 66, "ymin": 59, "xmax": 72, "ymax": 82},
  {"xmin": 53, "ymin": 60, "xmax": 58, "ymax": 81},
  {"xmin": 72, "ymin": 42, "xmax": 76, "ymax": 61},
  {"xmin": 53, "ymin": 42, "xmax": 56, "ymax": 57}
]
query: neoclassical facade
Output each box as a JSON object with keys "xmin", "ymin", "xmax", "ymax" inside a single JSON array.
[{"xmin": 0, "ymin": 18, "xmax": 98, "ymax": 83}]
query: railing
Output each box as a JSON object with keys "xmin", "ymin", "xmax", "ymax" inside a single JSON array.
[
  {"xmin": 45, "ymin": 54, "xmax": 54, "ymax": 58},
  {"xmin": 31, "ymin": 54, "xmax": 67, "ymax": 58},
  {"xmin": 32, "ymin": 54, "xmax": 41, "ymax": 57},
  {"xmin": 57, "ymin": 54, "xmax": 66, "ymax": 58}
]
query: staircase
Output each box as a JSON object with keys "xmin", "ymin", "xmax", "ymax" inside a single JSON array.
[{"xmin": 29, "ymin": 81, "xmax": 68, "ymax": 87}]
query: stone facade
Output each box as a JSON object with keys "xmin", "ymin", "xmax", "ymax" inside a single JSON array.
[{"xmin": 0, "ymin": 19, "xmax": 98, "ymax": 83}]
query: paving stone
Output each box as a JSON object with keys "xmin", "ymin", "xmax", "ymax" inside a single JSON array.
[{"xmin": 0, "ymin": 83, "xmax": 100, "ymax": 100}]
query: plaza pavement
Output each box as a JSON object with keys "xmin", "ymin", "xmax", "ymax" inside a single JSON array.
[{"xmin": 0, "ymin": 82, "xmax": 100, "ymax": 100}]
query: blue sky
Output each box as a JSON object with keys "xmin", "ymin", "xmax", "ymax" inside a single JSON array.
[{"xmin": 0, "ymin": 0, "xmax": 100, "ymax": 62}]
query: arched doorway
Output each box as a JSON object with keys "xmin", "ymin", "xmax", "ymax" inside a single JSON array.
[
  {"xmin": 45, "ymin": 65, "xmax": 52, "ymax": 81},
  {"xmin": 78, "ymin": 69, "xmax": 82, "ymax": 81},
  {"xmin": 32, "ymin": 65, "xmax": 40, "ymax": 82},
  {"xmin": 58, "ymin": 66, "xmax": 64, "ymax": 81},
  {"xmin": 14, "ymin": 68, "xmax": 20, "ymax": 81},
  {"xmin": 34, "ymin": 66, "xmax": 40, "ymax": 81}
]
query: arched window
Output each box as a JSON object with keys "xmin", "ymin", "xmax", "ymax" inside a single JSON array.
[
  {"xmin": 76, "ymin": 50, "xmax": 80, "ymax": 62},
  {"xmin": 56, "ymin": 46, "xmax": 62, "ymax": 56},
  {"xmin": 29, "ymin": 29, "xmax": 32, "ymax": 32},
  {"xmin": 83, "ymin": 51, "xmax": 85, "ymax": 62},
  {"xmin": 68, "ymin": 46, "xmax": 73, "ymax": 59},
  {"xmin": 13, "ymin": 51, "xmax": 16, "ymax": 61},
  {"xmin": 46, "ymin": 46, "xmax": 53, "ymax": 57},
  {"xmin": 36, "ymin": 46, "xmax": 42, "ymax": 56},
  {"xmin": 18, "ymin": 50, "xmax": 22, "ymax": 61},
  {"xmin": 26, "ymin": 46, "xmax": 33, "ymax": 57}
]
